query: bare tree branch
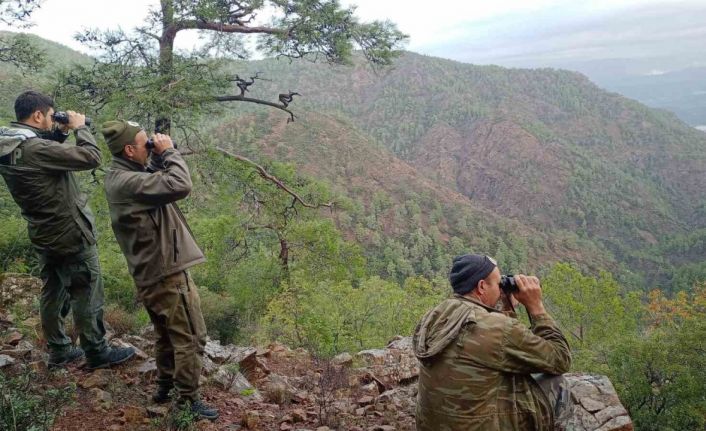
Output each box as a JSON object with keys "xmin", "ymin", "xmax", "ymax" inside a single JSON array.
[
  {"xmin": 215, "ymin": 94, "xmax": 298, "ymax": 122},
  {"xmin": 215, "ymin": 147, "xmax": 333, "ymax": 209}
]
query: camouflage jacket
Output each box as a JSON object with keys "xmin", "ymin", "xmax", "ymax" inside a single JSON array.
[
  {"xmin": 0, "ymin": 123, "xmax": 101, "ymax": 258},
  {"xmin": 104, "ymin": 150, "xmax": 205, "ymax": 288},
  {"xmin": 413, "ymin": 294, "xmax": 571, "ymax": 431}
]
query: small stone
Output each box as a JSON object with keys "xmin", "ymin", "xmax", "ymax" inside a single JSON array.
[
  {"xmin": 120, "ymin": 405, "xmax": 145, "ymax": 425},
  {"xmin": 357, "ymin": 395, "xmax": 374, "ymax": 406},
  {"xmin": 332, "ymin": 352, "xmax": 353, "ymax": 366},
  {"xmin": 90, "ymin": 388, "xmax": 113, "ymax": 409},
  {"xmin": 4, "ymin": 330, "xmax": 22, "ymax": 345},
  {"xmin": 137, "ymin": 359, "xmax": 158, "ymax": 379},
  {"xmin": 595, "ymin": 414, "xmax": 633, "ymax": 431},
  {"xmin": 595, "ymin": 405, "xmax": 629, "ymax": 425},
  {"xmin": 290, "ymin": 408, "xmax": 306, "ymax": 422},
  {"xmin": 0, "ymin": 354, "xmax": 15, "ymax": 368},
  {"xmin": 580, "ymin": 396, "xmax": 606, "ymax": 412},
  {"xmin": 280, "ymin": 422, "xmax": 293, "ymax": 430},
  {"xmin": 81, "ymin": 369, "xmax": 113, "ymax": 389}
]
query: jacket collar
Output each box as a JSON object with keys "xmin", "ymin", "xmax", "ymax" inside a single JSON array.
[
  {"xmin": 454, "ymin": 293, "xmax": 500, "ymax": 313},
  {"xmin": 111, "ymin": 155, "xmax": 147, "ymax": 172},
  {"xmin": 9, "ymin": 122, "xmax": 42, "ymax": 134}
]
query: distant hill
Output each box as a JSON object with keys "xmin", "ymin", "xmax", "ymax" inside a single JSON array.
[
  {"xmin": 593, "ymin": 66, "xmax": 706, "ymax": 127},
  {"xmin": 0, "ymin": 31, "xmax": 91, "ymax": 121}
]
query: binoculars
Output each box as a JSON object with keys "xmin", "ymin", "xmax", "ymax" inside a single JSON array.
[
  {"xmin": 52, "ymin": 111, "xmax": 92, "ymax": 127},
  {"xmin": 146, "ymin": 138, "xmax": 177, "ymax": 150},
  {"xmin": 500, "ymin": 275, "xmax": 518, "ymax": 294}
]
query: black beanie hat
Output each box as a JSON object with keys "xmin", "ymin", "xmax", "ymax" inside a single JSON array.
[{"xmin": 449, "ymin": 254, "xmax": 497, "ymax": 294}]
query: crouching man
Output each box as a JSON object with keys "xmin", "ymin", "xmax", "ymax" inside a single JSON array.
[
  {"xmin": 413, "ymin": 254, "xmax": 571, "ymax": 430},
  {"xmin": 101, "ymin": 120, "xmax": 218, "ymax": 420}
]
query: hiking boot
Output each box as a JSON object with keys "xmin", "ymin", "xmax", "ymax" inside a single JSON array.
[
  {"xmin": 85, "ymin": 346, "xmax": 136, "ymax": 370},
  {"xmin": 178, "ymin": 399, "xmax": 219, "ymax": 421},
  {"xmin": 48, "ymin": 346, "xmax": 84, "ymax": 368},
  {"xmin": 152, "ymin": 385, "xmax": 173, "ymax": 404}
]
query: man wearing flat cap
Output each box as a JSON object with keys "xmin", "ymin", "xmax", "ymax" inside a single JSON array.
[
  {"xmin": 101, "ymin": 121, "xmax": 217, "ymax": 420},
  {"xmin": 413, "ymin": 254, "xmax": 571, "ymax": 430},
  {"xmin": 0, "ymin": 91, "xmax": 134, "ymax": 369}
]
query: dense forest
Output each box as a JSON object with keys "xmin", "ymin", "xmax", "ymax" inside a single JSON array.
[{"xmin": 0, "ymin": 31, "xmax": 704, "ymax": 429}]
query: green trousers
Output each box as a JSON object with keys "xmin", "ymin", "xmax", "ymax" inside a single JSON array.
[
  {"xmin": 38, "ymin": 246, "xmax": 107, "ymax": 357},
  {"xmin": 137, "ymin": 271, "xmax": 207, "ymax": 401}
]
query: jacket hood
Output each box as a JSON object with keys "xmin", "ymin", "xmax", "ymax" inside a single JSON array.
[
  {"xmin": 0, "ymin": 126, "xmax": 37, "ymax": 157},
  {"xmin": 413, "ymin": 295, "xmax": 483, "ymax": 361}
]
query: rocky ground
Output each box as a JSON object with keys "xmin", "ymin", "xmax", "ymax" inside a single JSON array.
[{"xmin": 0, "ymin": 274, "xmax": 632, "ymax": 430}]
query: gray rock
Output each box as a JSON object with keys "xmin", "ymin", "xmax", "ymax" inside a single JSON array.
[
  {"xmin": 332, "ymin": 352, "xmax": 353, "ymax": 366},
  {"xmin": 0, "ymin": 354, "xmax": 16, "ymax": 367}
]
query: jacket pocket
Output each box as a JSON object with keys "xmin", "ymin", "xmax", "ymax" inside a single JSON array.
[{"xmin": 172, "ymin": 228, "xmax": 179, "ymax": 263}]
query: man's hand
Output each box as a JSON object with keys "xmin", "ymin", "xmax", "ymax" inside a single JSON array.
[
  {"xmin": 512, "ymin": 274, "xmax": 546, "ymax": 316},
  {"xmin": 150, "ymin": 133, "xmax": 174, "ymax": 155},
  {"xmin": 65, "ymin": 111, "xmax": 86, "ymax": 131}
]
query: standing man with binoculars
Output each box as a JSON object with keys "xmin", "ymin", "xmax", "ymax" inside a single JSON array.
[
  {"xmin": 0, "ymin": 91, "xmax": 135, "ymax": 369},
  {"xmin": 413, "ymin": 253, "xmax": 572, "ymax": 430},
  {"xmin": 101, "ymin": 120, "xmax": 218, "ymax": 420}
]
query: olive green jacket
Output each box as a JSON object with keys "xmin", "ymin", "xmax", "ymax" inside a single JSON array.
[
  {"xmin": 413, "ymin": 294, "xmax": 571, "ymax": 431},
  {"xmin": 0, "ymin": 123, "xmax": 100, "ymax": 258},
  {"xmin": 104, "ymin": 149, "xmax": 205, "ymax": 288}
]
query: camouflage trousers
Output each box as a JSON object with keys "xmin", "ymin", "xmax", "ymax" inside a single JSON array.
[
  {"xmin": 533, "ymin": 374, "xmax": 571, "ymax": 423},
  {"xmin": 38, "ymin": 246, "xmax": 107, "ymax": 357},
  {"xmin": 137, "ymin": 271, "xmax": 207, "ymax": 401}
]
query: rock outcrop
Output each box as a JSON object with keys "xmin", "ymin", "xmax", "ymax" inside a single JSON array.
[{"xmin": 352, "ymin": 336, "xmax": 633, "ymax": 431}]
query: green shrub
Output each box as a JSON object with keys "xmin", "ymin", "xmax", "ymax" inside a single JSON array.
[{"xmin": 260, "ymin": 275, "xmax": 447, "ymax": 356}]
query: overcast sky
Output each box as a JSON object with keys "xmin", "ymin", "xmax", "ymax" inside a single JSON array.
[{"xmin": 1, "ymin": 0, "xmax": 704, "ymax": 75}]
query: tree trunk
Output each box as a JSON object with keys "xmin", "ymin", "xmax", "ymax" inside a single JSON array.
[{"xmin": 157, "ymin": 0, "xmax": 176, "ymax": 133}]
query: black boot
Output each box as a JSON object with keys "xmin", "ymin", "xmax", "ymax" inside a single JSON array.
[
  {"xmin": 48, "ymin": 346, "xmax": 84, "ymax": 368},
  {"xmin": 178, "ymin": 399, "xmax": 219, "ymax": 421},
  {"xmin": 85, "ymin": 346, "xmax": 136, "ymax": 370},
  {"xmin": 152, "ymin": 384, "xmax": 173, "ymax": 404}
]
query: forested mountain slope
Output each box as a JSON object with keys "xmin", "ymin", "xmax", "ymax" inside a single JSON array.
[{"xmin": 217, "ymin": 52, "xmax": 706, "ymax": 291}]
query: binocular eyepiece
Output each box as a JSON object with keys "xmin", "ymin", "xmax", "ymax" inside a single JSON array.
[
  {"xmin": 500, "ymin": 275, "xmax": 518, "ymax": 294},
  {"xmin": 51, "ymin": 111, "xmax": 92, "ymax": 127},
  {"xmin": 146, "ymin": 138, "xmax": 177, "ymax": 150}
]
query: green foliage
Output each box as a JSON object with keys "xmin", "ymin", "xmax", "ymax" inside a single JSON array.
[
  {"xmin": 261, "ymin": 275, "xmax": 447, "ymax": 356},
  {"xmin": 165, "ymin": 404, "xmax": 198, "ymax": 431},
  {"xmin": 541, "ymin": 263, "xmax": 642, "ymax": 371},
  {"xmin": 0, "ymin": 368, "xmax": 75, "ymax": 431},
  {"xmin": 0, "ymin": 32, "xmax": 45, "ymax": 71},
  {"xmin": 0, "ymin": 214, "xmax": 34, "ymax": 273},
  {"xmin": 607, "ymin": 286, "xmax": 706, "ymax": 430}
]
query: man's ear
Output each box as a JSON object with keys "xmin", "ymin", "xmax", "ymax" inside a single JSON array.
[
  {"xmin": 476, "ymin": 279, "xmax": 485, "ymax": 293},
  {"xmin": 31, "ymin": 110, "xmax": 43, "ymax": 123}
]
